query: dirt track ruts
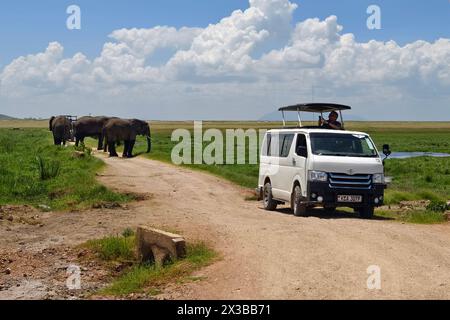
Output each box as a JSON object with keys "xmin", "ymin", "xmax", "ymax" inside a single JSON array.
[
  {"xmin": 97, "ymin": 154, "xmax": 450, "ymax": 300},
  {"xmin": 2, "ymin": 153, "xmax": 450, "ymax": 299}
]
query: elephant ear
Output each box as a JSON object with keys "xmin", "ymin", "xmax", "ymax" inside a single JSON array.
[{"xmin": 49, "ymin": 116, "xmax": 56, "ymax": 131}]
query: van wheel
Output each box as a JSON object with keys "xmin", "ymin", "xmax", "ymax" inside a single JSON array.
[
  {"xmin": 263, "ymin": 183, "xmax": 277, "ymax": 211},
  {"xmin": 324, "ymin": 207, "xmax": 336, "ymax": 214},
  {"xmin": 359, "ymin": 206, "xmax": 374, "ymax": 219},
  {"xmin": 292, "ymin": 185, "xmax": 307, "ymax": 217}
]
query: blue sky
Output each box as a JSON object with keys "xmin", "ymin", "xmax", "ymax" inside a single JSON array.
[
  {"xmin": 1, "ymin": 0, "xmax": 449, "ymax": 67},
  {"xmin": 0, "ymin": 0, "xmax": 449, "ymax": 120}
]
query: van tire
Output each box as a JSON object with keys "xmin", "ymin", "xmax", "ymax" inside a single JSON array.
[
  {"xmin": 263, "ymin": 182, "xmax": 278, "ymax": 211},
  {"xmin": 292, "ymin": 185, "xmax": 307, "ymax": 217},
  {"xmin": 324, "ymin": 207, "xmax": 337, "ymax": 214},
  {"xmin": 359, "ymin": 206, "xmax": 374, "ymax": 219}
]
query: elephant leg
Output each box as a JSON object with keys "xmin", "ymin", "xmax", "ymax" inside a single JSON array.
[
  {"xmin": 128, "ymin": 140, "xmax": 136, "ymax": 158},
  {"xmin": 97, "ymin": 134, "xmax": 104, "ymax": 150},
  {"xmin": 75, "ymin": 137, "xmax": 80, "ymax": 147},
  {"xmin": 53, "ymin": 136, "xmax": 59, "ymax": 146},
  {"xmin": 122, "ymin": 141, "xmax": 130, "ymax": 158},
  {"xmin": 109, "ymin": 142, "xmax": 119, "ymax": 157}
]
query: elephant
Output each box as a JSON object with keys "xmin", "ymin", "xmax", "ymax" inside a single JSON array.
[
  {"xmin": 49, "ymin": 116, "xmax": 72, "ymax": 146},
  {"xmin": 103, "ymin": 118, "xmax": 152, "ymax": 158},
  {"xmin": 73, "ymin": 116, "xmax": 113, "ymax": 150}
]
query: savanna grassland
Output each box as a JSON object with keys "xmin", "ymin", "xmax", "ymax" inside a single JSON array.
[
  {"xmin": 0, "ymin": 127, "xmax": 131, "ymax": 210},
  {"xmin": 1, "ymin": 120, "xmax": 450, "ymax": 209}
]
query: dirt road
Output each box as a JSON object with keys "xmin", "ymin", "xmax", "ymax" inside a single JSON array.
[{"xmin": 2, "ymin": 153, "xmax": 450, "ymax": 299}]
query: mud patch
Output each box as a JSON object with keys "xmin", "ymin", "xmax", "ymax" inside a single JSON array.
[
  {"xmin": 0, "ymin": 247, "xmax": 111, "ymax": 300},
  {"xmin": 0, "ymin": 205, "xmax": 43, "ymax": 226}
]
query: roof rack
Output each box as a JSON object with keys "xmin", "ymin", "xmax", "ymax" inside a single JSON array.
[
  {"xmin": 61, "ymin": 115, "xmax": 78, "ymax": 123},
  {"xmin": 278, "ymin": 103, "xmax": 351, "ymax": 129}
]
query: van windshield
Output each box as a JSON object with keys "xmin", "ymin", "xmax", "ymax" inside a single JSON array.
[{"xmin": 310, "ymin": 133, "xmax": 379, "ymax": 158}]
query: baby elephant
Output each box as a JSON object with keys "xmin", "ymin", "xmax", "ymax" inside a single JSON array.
[
  {"xmin": 103, "ymin": 118, "xmax": 152, "ymax": 158},
  {"xmin": 49, "ymin": 116, "xmax": 72, "ymax": 146}
]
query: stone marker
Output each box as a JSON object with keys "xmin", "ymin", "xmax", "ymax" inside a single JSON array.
[{"xmin": 136, "ymin": 226, "xmax": 186, "ymax": 266}]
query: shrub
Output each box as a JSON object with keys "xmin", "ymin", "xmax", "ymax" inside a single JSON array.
[{"xmin": 426, "ymin": 201, "xmax": 449, "ymax": 213}]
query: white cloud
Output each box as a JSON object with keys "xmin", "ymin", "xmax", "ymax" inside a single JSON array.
[{"xmin": 0, "ymin": 0, "xmax": 449, "ymax": 120}]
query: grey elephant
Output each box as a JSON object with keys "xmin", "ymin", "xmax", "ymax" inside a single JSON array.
[
  {"xmin": 103, "ymin": 118, "xmax": 152, "ymax": 158},
  {"xmin": 73, "ymin": 116, "xmax": 113, "ymax": 150},
  {"xmin": 49, "ymin": 116, "xmax": 72, "ymax": 146}
]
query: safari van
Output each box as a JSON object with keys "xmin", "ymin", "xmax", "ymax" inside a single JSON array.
[{"xmin": 258, "ymin": 103, "xmax": 389, "ymax": 219}]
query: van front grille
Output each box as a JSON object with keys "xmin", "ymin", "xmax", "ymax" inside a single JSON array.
[{"xmin": 329, "ymin": 173, "xmax": 373, "ymax": 190}]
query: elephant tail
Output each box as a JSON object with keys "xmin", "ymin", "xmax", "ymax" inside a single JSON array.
[{"xmin": 49, "ymin": 116, "xmax": 55, "ymax": 131}]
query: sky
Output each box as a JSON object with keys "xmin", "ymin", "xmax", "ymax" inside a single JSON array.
[{"xmin": 0, "ymin": 0, "xmax": 449, "ymax": 120}]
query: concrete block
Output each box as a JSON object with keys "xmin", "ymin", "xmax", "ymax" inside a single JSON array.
[{"xmin": 136, "ymin": 226, "xmax": 186, "ymax": 266}]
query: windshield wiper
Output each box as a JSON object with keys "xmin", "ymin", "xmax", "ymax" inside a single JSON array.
[
  {"xmin": 317, "ymin": 153, "xmax": 350, "ymax": 157},
  {"xmin": 317, "ymin": 153, "xmax": 376, "ymax": 157}
]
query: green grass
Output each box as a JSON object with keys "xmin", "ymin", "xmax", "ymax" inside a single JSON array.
[
  {"xmin": 376, "ymin": 210, "xmax": 447, "ymax": 224},
  {"xmin": 383, "ymin": 157, "xmax": 450, "ymax": 204},
  {"xmin": 85, "ymin": 235, "xmax": 136, "ymax": 261},
  {"xmin": 0, "ymin": 128, "xmax": 131, "ymax": 210}
]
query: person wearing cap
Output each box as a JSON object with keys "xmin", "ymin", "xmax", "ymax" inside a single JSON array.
[{"xmin": 319, "ymin": 111, "xmax": 343, "ymax": 130}]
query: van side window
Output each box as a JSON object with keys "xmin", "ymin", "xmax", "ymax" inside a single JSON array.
[
  {"xmin": 280, "ymin": 134, "xmax": 295, "ymax": 158},
  {"xmin": 295, "ymin": 134, "xmax": 308, "ymax": 158},
  {"xmin": 262, "ymin": 134, "xmax": 271, "ymax": 156}
]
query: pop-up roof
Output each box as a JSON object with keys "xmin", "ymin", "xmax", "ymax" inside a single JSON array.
[
  {"xmin": 278, "ymin": 103, "xmax": 351, "ymax": 128},
  {"xmin": 279, "ymin": 103, "xmax": 351, "ymax": 113}
]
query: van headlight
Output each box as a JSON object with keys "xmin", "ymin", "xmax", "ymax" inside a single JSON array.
[
  {"xmin": 309, "ymin": 171, "xmax": 328, "ymax": 182},
  {"xmin": 373, "ymin": 173, "xmax": 385, "ymax": 184}
]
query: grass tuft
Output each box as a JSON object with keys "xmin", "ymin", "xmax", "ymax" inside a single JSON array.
[
  {"xmin": 36, "ymin": 156, "xmax": 61, "ymax": 180},
  {"xmin": 85, "ymin": 235, "xmax": 135, "ymax": 261},
  {"xmin": 426, "ymin": 200, "xmax": 449, "ymax": 213},
  {"xmin": 376, "ymin": 209, "xmax": 446, "ymax": 224}
]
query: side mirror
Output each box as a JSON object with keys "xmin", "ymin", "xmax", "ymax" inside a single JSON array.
[
  {"xmin": 383, "ymin": 144, "xmax": 392, "ymax": 157},
  {"xmin": 296, "ymin": 146, "xmax": 308, "ymax": 158}
]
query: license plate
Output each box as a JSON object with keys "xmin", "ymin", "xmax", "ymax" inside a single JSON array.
[{"xmin": 337, "ymin": 195, "xmax": 363, "ymax": 203}]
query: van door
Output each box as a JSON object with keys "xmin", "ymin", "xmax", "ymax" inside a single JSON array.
[
  {"xmin": 289, "ymin": 133, "xmax": 308, "ymax": 198},
  {"xmin": 271, "ymin": 133, "xmax": 295, "ymax": 201}
]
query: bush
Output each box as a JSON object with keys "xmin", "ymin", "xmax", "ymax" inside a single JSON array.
[{"xmin": 426, "ymin": 200, "xmax": 449, "ymax": 213}]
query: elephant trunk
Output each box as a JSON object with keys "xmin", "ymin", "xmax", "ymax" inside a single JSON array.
[{"xmin": 146, "ymin": 135, "xmax": 152, "ymax": 153}]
